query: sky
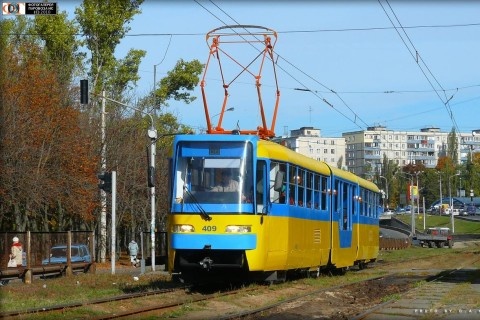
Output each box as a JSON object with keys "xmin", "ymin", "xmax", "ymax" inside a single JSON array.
[{"xmin": 16, "ymin": 1, "xmax": 480, "ymax": 137}]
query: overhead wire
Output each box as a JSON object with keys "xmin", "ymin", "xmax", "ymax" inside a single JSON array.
[
  {"xmin": 8, "ymin": 22, "xmax": 480, "ymax": 37},
  {"xmin": 378, "ymin": 0, "xmax": 462, "ymax": 135},
  {"xmin": 201, "ymin": 0, "xmax": 368, "ymax": 131}
]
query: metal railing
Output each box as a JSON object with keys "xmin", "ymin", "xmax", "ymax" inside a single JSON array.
[{"xmin": 0, "ymin": 231, "xmax": 95, "ymax": 283}]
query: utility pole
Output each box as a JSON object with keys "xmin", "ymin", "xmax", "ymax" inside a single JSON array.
[
  {"xmin": 100, "ymin": 90, "xmax": 107, "ymax": 263},
  {"xmin": 80, "ymin": 81, "xmax": 108, "ymax": 264},
  {"xmin": 410, "ymin": 177, "xmax": 415, "ymax": 236},
  {"xmin": 111, "ymin": 171, "xmax": 116, "ymax": 274},
  {"xmin": 402, "ymin": 172, "xmax": 415, "ymax": 236},
  {"xmin": 147, "ymin": 128, "xmax": 157, "ymax": 271},
  {"xmin": 97, "ymin": 93, "xmax": 157, "ymax": 272},
  {"xmin": 81, "ymin": 80, "xmax": 158, "ymax": 271},
  {"xmin": 449, "ymin": 172, "xmax": 460, "ymax": 233},
  {"xmin": 438, "ymin": 172, "xmax": 443, "ymax": 212}
]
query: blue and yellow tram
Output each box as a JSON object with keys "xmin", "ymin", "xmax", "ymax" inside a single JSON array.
[{"xmin": 167, "ymin": 133, "xmax": 380, "ymax": 283}]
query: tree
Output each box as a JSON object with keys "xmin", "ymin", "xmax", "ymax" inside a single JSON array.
[
  {"xmin": 1, "ymin": 41, "xmax": 97, "ymax": 231},
  {"xmin": 0, "ymin": 2, "xmax": 204, "ymax": 255},
  {"xmin": 154, "ymin": 59, "xmax": 204, "ymax": 107},
  {"xmin": 75, "ymin": 0, "xmax": 144, "ymax": 96},
  {"xmin": 336, "ymin": 155, "xmax": 343, "ymax": 169},
  {"xmin": 33, "ymin": 12, "xmax": 84, "ymax": 87},
  {"xmin": 447, "ymin": 128, "xmax": 459, "ymax": 163}
]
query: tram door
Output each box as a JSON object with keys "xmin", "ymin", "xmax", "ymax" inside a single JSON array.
[{"xmin": 338, "ymin": 180, "xmax": 353, "ymax": 248}]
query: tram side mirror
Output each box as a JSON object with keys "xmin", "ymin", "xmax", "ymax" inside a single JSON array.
[{"xmin": 274, "ymin": 171, "xmax": 285, "ymax": 192}]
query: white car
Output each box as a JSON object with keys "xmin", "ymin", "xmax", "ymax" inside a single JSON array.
[
  {"xmin": 383, "ymin": 209, "xmax": 395, "ymax": 216},
  {"xmin": 443, "ymin": 208, "xmax": 460, "ymax": 216}
]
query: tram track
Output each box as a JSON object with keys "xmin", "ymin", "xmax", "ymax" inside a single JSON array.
[
  {"xmin": 3, "ymin": 246, "xmax": 479, "ymax": 319},
  {"xmin": 214, "ymin": 255, "xmax": 480, "ymax": 319},
  {"xmin": 95, "ymin": 271, "xmax": 433, "ymax": 319},
  {"xmin": 353, "ymin": 256, "xmax": 480, "ymax": 320},
  {"xmin": 1, "ymin": 286, "xmax": 188, "ymax": 319}
]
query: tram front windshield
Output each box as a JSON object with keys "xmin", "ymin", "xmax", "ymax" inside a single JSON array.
[{"xmin": 172, "ymin": 141, "xmax": 254, "ymax": 212}]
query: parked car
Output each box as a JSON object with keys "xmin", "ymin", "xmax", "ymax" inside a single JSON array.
[
  {"xmin": 465, "ymin": 204, "xmax": 477, "ymax": 216},
  {"xmin": 443, "ymin": 208, "xmax": 461, "ymax": 216},
  {"xmin": 42, "ymin": 244, "xmax": 91, "ymax": 265}
]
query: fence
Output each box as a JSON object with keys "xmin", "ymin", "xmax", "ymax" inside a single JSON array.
[
  {"xmin": 380, "ymin": 236, "xmax": 411, "ymax": 250},
  {"xmin": 0, "ymin": 231, "xmax": 94, "ymax": 284},
  {"xmin": 1, "ymin": 230, "xmax": 169, "ymax": 283}
]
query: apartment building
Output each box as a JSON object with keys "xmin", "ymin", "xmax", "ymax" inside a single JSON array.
[
  {"xmin": 277, "ymin": 126, "xmax": 480, "ymax": 177},
  {"xmin": 276, "ymin": 127, "xmax": 347, "ymax": 169},
  {"xmin": 342, "ymin": 126, "xmax": 480, "ymax": 177}
]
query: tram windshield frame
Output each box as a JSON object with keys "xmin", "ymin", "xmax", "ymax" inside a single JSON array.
[{"xmin": 171, "ymin": 140, "xmax": 254, "ymax": 214}]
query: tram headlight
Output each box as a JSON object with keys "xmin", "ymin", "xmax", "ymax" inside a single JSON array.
[
  {"xmin": 173, "ymin": 224, "xmax": 195, "ymax": 233},
  {"xmin": 225, "ymin": 225, "xmax": 251, "ymax": 233}
]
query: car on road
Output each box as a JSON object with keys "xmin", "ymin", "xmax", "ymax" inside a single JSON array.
[
  {"xmin": 464, "ymin": 204, "xmax": 477, "ymax": 216},
  {"xmin": 382, "ymin": 209, "xmax": 395, "ymax": 216},
  {"xmin": 42, "ymin": 244, "xmax": 91, "ymax": 265}
]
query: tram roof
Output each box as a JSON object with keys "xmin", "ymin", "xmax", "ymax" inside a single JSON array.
[{"xmin": 173, "ymin": 134, "xmax": 379, "ymax": 192}]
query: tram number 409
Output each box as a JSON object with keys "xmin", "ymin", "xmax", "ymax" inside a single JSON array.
[{"xmin": 202, "ymin": 226, "xmax": 217, "ymax": 232}]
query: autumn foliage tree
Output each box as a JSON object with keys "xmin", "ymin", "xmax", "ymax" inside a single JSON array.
[
  {"xmin": 0, "ymin": 42, "xmax": 98, "ymax": 231},
  {"xmin": 0, "ymin": 1, "xmax": 203, "ymax": 261}
]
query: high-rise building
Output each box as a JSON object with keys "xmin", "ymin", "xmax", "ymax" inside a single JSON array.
[
  {"xmin": 342, "ymin": 126, "xmax": 480, "ymax": 177},
  {"xmin": 276, "ymin": 127, "xmax": 347, "ymax": 169},
  {"xmin": 277, "ymin": 126, "xmax": 480, "ymax": 179}
]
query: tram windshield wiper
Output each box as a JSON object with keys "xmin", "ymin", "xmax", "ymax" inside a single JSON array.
[{"xmin": 183, "ymin": 186, "xmax": 212, "ymax": 221}]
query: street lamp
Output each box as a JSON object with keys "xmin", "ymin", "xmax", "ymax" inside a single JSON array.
[
  {"xmin": 379, "ymin": 175, "xmax": 388, "ymax": 209},
  {"xmin": 435, "ymin": 171, "xmax": 443, "ymax": 213},
  {"xmin": 470, "ymin": 131, "xmax": 476, "ymax": 162},
  {"xmin": 212, "ymin": 107, "xmax": 234, "ymax": 129},
  {"xmin": 399, "ymin": 172, "xmax": 415, "ymax": 236},
  {"xmin": 99, "ymin": 93, "xmax": 158, "ymax": 271},
  {"xmin": 449, "ymin": 172, "xmax": 460, "ymax": 233},
  {"xmin": 414, "ymin": 171, "xmax": 423, "ymax": 230},
  {"xmin": 415, "ymin": 171, "xmax": 422, "ymax": 216},
  {"xmin": 212, "ymin": 107, "xmax": 234, "ymax": 119}
]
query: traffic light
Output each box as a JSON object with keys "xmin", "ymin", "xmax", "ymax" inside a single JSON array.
[
  {"xmin": 80, "ymin": 79, "xmax": 88, "ymax": 104},
  {"xmin": 98, "ymin": 172, "xmax": 112, "ymax": 193}
]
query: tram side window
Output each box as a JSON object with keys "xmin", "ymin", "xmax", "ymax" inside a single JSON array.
[
  {"xmin": 288, "ymin": 165, "xmax": 298, "ymax": 205},
  {"xmin": 297, "ymin": 168, "xmax": 305, "ymax": 207},
  {"xmin": 270, "ymin": 161, "xmax": 286, "ymax": 204},
  {"xmin": 367, "ymin": 190, "xmax": 373, "ymax": 217},
  {"xmin": 360, "ymin": 189, "xmax": 366, "ymax": 216},
  {"xmin": 256, "ymin": 160, "xmax": 266, "ymax": 205},
  {"xmin": 312, "ymin": 174, "xmax": 320, "ymax": 209},
  {"xmin": 371, "ymin": 191, "xmax": 375, "ymax": 217},
  {"xmin": 321, "ymin": 176, "xmax": 327, "ymax": 210},
  {"xmin": 333, "ymin": 180, "xmax": 339, "ymax": 212},
  {"xmin": 342, "ymin": 183, "xmax": 348, "ymax": 230},
  {"xmin": 365, "ymin": 190, "xmax": 371, "ymax": 217},
  {"xmin": 306, "ymin": 172, "xmax": 314, "ymax": 208},
  {"xmin": 352, "ymin": 186, "xmax": 357, "ymax": 216}
]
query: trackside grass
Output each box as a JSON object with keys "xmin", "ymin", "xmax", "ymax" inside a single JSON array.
[
  {"xmin": 1, "ymin": 243, "xmax": 479, "ymax": 314},
  {"xmin": 394, "ymin": 214, "xmax": 480, "ymax": 234}
]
